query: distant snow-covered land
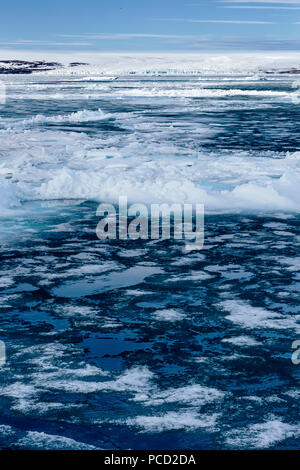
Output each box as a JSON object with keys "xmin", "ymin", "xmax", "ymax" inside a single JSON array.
[{"xmin": 0, "ymin": 51, "xmax": 300, "ymax": 76}]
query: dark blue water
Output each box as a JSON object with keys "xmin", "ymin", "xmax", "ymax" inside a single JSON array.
[
  {"xmin": 0, "ymin": 74, "xmax": 299, "ymax": 449},
  {"xmin": 0, "ymin": 203, "xmax": 299, "ymax": 449}
]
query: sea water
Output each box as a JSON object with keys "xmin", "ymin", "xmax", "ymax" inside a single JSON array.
[{"xmin": 0, "ymin": 59, "xmax": 299, "ymax": 449}]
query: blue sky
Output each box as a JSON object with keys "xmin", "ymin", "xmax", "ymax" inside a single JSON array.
[{"xmin": 1, "ymin": 0, "xmax": 300, "ymax": 51}]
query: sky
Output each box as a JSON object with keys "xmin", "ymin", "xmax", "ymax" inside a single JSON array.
[{"xmin": 1, "ymin": 0, "xmax": 300, "ymax": 52}]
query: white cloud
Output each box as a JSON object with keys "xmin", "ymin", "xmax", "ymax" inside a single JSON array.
[
  {"xmin": 189, "ymin": 19, "xmax": 275, "ymax": 23},
  {"xmin": 0, "ymin": 40, "xmax": 94, "ymax": 47},
  {"xmin": 220, "ymin": 0, "xmax": 300, "ymax": 3},
  {"xmin": 155, "ymin": 18, "xmax": 276, "ymax": 24},
  {"xmin": 58, "ymin": 33, "xmax": 211, "ymax": 40},
  {"xmin": 223, "ymin": 5, "xmax": 300, "ymax": 8}
]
